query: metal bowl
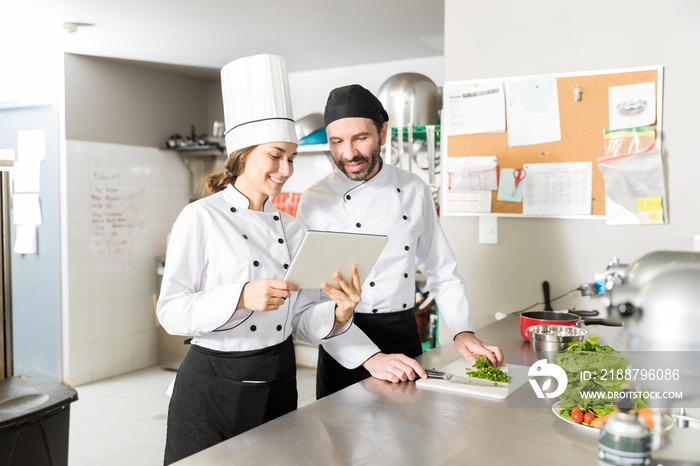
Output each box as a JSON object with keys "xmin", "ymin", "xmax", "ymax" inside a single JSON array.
[
  {"xmin": 527, "ymin": 325, "xmax": 587, "ymax": 363},
  {"xmin": 295, "ymin": 113, "xmax": 324, "ymax": 140}
]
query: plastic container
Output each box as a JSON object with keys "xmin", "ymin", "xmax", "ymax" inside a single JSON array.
[{"xmin": 0, "ymin": 376, "xmax": 78, "ymax": 466}]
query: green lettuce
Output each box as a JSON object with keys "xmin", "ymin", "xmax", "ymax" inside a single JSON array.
[{"xmin": 554, "ymin": 335, "xmax": 646, "ymax": 419}]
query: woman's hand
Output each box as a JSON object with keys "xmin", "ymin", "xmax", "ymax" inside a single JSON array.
[
  {"xmin": 322, "ymin": 265, "xmax": 361, "ymax": 324},
  {"xmin": 238, "ymin": 279, "xmax": 300, "ymax": 312}
]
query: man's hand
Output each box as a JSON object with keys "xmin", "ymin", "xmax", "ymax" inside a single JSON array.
[
  {"xmin": 322, "ymin": 265, "xmax": 362, "ymax": 323},
  {"xmin": 362, "ymin": 353, "xmax": 427, "ymax": 383},
  {"xmin": 454, "ymin": 332, "xmax": 504, "ymax": 367}
]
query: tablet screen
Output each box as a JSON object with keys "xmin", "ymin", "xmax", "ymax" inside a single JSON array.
[{"xmin": 283, "ymin": 230, "xmax": 388, "ymax": 289}]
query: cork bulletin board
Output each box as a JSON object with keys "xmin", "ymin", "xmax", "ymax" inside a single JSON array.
[{"xmin": 442, "ymin": 65, "xmax": 663, "ymax": 217}]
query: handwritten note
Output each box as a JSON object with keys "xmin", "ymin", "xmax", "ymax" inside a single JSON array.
[{"xmin": 90, "ymin": 170, "xmax": 144, "ymax": 256}]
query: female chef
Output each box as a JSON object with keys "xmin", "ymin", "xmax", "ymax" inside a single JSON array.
[{"xmin": 157, "ymin": 54, "xmax": 361, "ymax": 464}]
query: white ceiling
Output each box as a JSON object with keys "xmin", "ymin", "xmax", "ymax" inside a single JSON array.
[{"xmin": 23, "ymin": 0, "xmax": 445, "ymax": 81}]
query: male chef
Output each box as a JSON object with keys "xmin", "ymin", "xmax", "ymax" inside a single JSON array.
[{"xmin": 297, "ymin": 84, "xmax": 504, "ymax": 398}]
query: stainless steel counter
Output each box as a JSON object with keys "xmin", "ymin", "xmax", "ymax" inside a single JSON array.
[{"xmin": 175, "ymin": 314, "xmax": 700, "ymax": 465}]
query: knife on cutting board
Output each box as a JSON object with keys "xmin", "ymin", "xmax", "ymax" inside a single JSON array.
[
  {"xmin": 424, "ymin": 368, "xmax": 508, "ymax": 387},
  {"xmin": 416, "ymin": 360, "xmax": 530, "ymax": 399}
]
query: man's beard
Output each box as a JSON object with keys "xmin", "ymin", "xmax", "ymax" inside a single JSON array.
[{"xmin": 335, "ymin": 143, "xmax": 382, "ymax": 181}]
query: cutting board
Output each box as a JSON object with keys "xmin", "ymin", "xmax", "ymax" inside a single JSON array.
[{"xmin": 416, "ymin": 359, "xmax": 530, "ymax": 399}]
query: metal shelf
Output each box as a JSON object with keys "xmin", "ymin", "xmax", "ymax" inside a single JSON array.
[
  {"xmin": 163, "ymin": 144, "xmax": 225, "ymax": 156},
  {"xmin": 297, "ymin": 143, "xmax": 329, "ymax": 154}
]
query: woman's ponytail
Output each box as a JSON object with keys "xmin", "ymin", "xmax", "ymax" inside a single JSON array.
[{"xmin": 202, "ymin": 145, "xmax": 257, "ymax": 196}]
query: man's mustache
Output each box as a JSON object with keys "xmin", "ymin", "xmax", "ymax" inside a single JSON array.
[{"xmin": 340, "ymin": 156, "xmax": 369, "ymax": 165}]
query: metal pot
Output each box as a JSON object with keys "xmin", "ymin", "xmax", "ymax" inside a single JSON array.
[
  {"xmin": 519, "ymin": 310, "xmax": 617, "ymax": 342},
  {"xmin": 377, "ymin": 73, "xmax": 440, "ymax": 127}
]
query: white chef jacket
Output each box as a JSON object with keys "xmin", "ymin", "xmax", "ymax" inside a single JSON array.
[
  {"xmin": 157, "ymin": 184, "xmax": 351, "ymax": 353},
  {"xmin": 297, "ymin": 163, "xmax": 474, "ymax": 368}
]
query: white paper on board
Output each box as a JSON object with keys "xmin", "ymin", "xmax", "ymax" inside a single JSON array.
[
  {"xmin": 608, "ymin": 82, "xmax": 656, "ymax": 131},
  {"xmin": 505, "ymin": 76, "xmax": 562, "ymax": 147},
  {"xmin": 522, "ymin": 162, "xmax": 592, "ymax": 216},
  {"xmin": 444, "ymin": 81, "xmax": 506, "ymax": 136},
  {"xmin": 445, "ymin": 156, "xmax": 499, "ymax": 191}
]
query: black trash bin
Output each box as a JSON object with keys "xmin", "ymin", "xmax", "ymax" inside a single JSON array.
[{"xmin": 0, "ymin": 376, "xmax": 78, "ymax": 466}]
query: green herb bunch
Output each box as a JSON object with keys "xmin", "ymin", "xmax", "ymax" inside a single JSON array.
[{"xmin": 465, "ymin": 356, "xmax": 512, "ymax": 385}]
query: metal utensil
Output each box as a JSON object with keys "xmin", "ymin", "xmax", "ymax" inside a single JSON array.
[
  {"xmin": 395, "ymin": 125, "xmax": 403, "ymax": 167},
  {"xmin": 424, "ymin": 369, "xmax": 507, "ymax": 387},
  {"xmin": 527, "ymin": 324, "xmax": 588, "ymax": 363},
  {"xmin": 426, "ymin": 125, "xmax": 439, "ymax": 204}
]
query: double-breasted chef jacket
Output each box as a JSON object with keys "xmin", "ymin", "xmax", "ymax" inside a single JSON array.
[
  {"xmin": 297, "ymin": 163, "xmax": 474, "ymax": 369},
  {"xmin": 157, "ymin": 184, "xmax": 351, "ymax": 352}
]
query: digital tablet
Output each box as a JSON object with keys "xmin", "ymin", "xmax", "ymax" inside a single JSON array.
[{"xmin": 283, "ymin": 230, "xmax": 389, "ymax": 289}]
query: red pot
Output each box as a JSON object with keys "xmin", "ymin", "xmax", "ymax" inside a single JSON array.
[
  {"xmin": 519, "ymin": 311, "xmax": 581, "ymax": 341},
  {"xmin": 519, "ymin": 310, "xmax": 619, "ymax": 341}
]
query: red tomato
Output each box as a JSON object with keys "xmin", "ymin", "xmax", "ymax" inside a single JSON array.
[
  {"xmin": 584, "ymin": 412, "xmax": 596, "ymax": 425},
  {"xmin": 571, "ymin": 409, "xmax": 584, "ymax": 424}
]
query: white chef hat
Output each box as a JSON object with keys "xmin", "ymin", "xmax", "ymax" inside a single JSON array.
[{"xmin": 220, "ymin": 54, "xmax": 298, "ymax": 154}]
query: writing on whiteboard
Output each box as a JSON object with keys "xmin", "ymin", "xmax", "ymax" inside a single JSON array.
[{"xmin": 90, "ymin": 170, "xmax": 144, "ymax": 256}]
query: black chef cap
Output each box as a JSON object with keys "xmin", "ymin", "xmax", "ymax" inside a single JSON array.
[{"xmin": 323, "ymin": 84, "xmax": 389, "ymax": 127}]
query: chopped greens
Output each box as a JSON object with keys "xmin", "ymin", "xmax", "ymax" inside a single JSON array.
[{"xmin": 465, "ymin": 356, "xmax": 512, "ymax": 385}]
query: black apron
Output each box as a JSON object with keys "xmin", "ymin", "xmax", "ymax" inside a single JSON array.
[
  {"xmin": 316, "ymin": 308, "xmax": 422, "ymax": 399},
  {"xmin": 164, "ymin": 336, "xmax": 297, "ymax": 464}
]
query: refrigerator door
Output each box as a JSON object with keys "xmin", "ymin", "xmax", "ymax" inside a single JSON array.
[{"xmin": 0, "ymin": 171, "xmax": 12, "ymax": 379}]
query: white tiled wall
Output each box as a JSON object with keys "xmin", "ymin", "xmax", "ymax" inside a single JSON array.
[{"xmin": 65, "ymin": 140, "xmax": 190, "ymax": 386}]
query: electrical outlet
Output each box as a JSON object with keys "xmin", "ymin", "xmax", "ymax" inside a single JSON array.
[{"xmin": 479, "ymin": 216, "xmax": 498, "ymax": 244}]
